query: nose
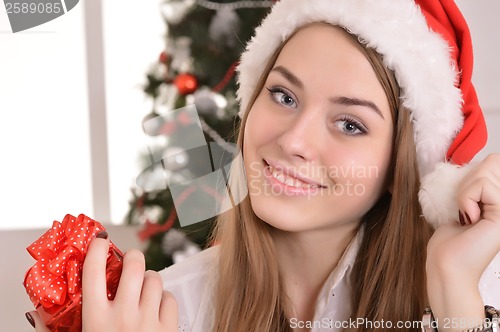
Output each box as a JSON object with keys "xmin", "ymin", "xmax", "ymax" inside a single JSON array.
[{"xmin": 277, "ymin": 109, "xmax": 322, "ymax": 161}]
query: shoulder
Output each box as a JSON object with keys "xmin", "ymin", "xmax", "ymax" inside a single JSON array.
[
  {"xmin": 159, "ymin": 246, "xmax": 219, "ymax": 331},
  {"xmin": 159, "ymin": 245, "xmax": 219, "ymax": 288}
]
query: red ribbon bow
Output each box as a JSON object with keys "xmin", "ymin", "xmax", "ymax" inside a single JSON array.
[{"xmin": 23, "ymin": 214, "xmax": 123, "ymax": 331}]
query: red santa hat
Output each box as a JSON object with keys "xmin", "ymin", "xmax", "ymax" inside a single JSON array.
[{"xmin": 236, "ymin": 0, "xmax": 487, "ymax": 228}]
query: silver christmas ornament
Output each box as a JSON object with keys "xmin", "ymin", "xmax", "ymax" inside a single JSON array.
[
  {"xmin": 187, "ymin": 87, "xmax": 227, "ymax": 115},
  {"xmin": 142, "ymin": 111, "xmax": 162, "ymax": 135},
  {"xmin": 170, "ymin": 37, "xmax": 194, "ymax": 73},
  {"xmin": 209, "ymin": 7, "xmax": 241, "ymax": 47},
  {"xmin": 162, "ymin": 146, "xmax": 189, "ymax": 171},
  {"xmin": 160, "ymin": 0, "xmax": 196, "ymax": 25}
]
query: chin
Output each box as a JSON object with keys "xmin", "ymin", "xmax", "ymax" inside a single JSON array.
[
  {"xmin": 250, "ymin": 196, "xmax": 322, "ymax": 233},
  {"xmin": 249, "ymin": 196, "xmax": 299, "ymax": 231}
]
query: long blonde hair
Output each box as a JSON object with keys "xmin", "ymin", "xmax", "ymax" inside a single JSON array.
[{"xmin": 211, "ymin": 25, "xmax": 433, "ymax": 332}]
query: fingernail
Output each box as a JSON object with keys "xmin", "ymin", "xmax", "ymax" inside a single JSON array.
[
  {"xmin": 459, "ymin": 212, "xmax": 465, "ymax": 226},
  {"xmin": 465, "ymin": 212, "xmax": 472, "ymax": 225},
  {"xmin": 96, "ymin": 231, "xmax": 108, "ymax": 239},
  {"xmin": 25, "ymin": 312, "xmax": 35, "ymax": 328}
]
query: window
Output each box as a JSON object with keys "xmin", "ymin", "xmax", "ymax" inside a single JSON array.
[
  {"xmin": 0, "ymin": 5, "xmax": 91, "ymax": 229},
  {"xmin": 0, "ymin": 1, "xmax": 163, "ymax": 229}
]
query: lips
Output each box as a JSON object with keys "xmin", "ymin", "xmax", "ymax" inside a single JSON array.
[
  {"xmin": 268, "ymin": 165, "xmax": 321, "ymax": 189},
  {"xmin": 264, "ymin": 160, "xmax": 327, "ymax": 189}
]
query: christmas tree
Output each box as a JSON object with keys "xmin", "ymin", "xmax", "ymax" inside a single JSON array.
[{"xmin": 126, "ymin": 0, "xmax": 274, "ymax": 271}]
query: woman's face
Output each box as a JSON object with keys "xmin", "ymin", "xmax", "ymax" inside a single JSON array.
[{"xmin": 243, "ymin": 24, "xmax": 394, "ymax": 233}]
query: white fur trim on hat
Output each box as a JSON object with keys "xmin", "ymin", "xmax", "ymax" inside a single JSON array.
[
  {"xmin": 236, "ymin": 0, "xmax": 465, "ymax": 226},
  {"xmin": 419, "ymin": 162, "xmax": 474, "ymax": 228}
]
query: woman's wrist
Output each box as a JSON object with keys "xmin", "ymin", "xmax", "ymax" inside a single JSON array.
[{"xmin": 426, "ymin": 261, "xmax": 485, "ymax": 331}]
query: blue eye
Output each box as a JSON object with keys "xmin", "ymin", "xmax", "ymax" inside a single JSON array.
[
  {"xmin": 335, "ymin": 116, "xmax": 367, "ymax": 136},
  {"xmin": 267, "ymin": 87, "xmax": 298, "ymax": 108}
]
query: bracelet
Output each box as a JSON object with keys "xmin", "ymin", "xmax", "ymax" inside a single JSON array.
[
  {"xmin": 422, "ymin": 307, "xmax": 437, "ymax": 332},
  {"xmin": 421, "ymin": 305, "xmax": 499, "ymax": 332}
]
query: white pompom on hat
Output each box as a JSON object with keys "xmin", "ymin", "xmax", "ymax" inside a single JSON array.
[{"xmin": 235, "ymin": 0, "xmax": 487, "ymax": 228}]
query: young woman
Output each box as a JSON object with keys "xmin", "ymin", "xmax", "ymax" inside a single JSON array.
[{"xmin": 28, "ymin": 0, "xmax": 500, "ymax": 331}]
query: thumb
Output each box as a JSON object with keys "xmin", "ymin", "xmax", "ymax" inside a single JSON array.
[{"xmin": 25, "ymin": 311, "xmax": 51, "ymax": 332}]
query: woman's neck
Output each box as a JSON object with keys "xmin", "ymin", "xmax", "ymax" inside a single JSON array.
[{"xmin": 273, "ymin": 222, "xmax": 360, "ymax": 325}]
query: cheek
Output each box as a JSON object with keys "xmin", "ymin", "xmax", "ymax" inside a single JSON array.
[
  {"xmin": 331, "ymin": 143, "xmax": 392, "ymax": 193},
  {"xmin": 243, "ymin": 102, "xmax": 268, "ymax": 173},
  {"xmin": 243, "ymin": 97, "xmax": 281, "ymax": 152}
]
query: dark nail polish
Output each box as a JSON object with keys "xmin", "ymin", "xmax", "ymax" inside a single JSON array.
[
  {"xmin": 465, "ymin": 212, "xmax": 472, "ymax": 225},
  {"xmin": 96, "ymin": 231, "xmax": 108, "ymax": 239},
  {"xmin": 459, "ymin": 212, "xmax": 465, "ymax": 226},
  {"xmin": 25, "ymin": 312, "xmax": 35, "ymax": 328}
]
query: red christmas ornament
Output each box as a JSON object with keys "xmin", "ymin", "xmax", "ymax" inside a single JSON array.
[
  {"xmin": 174, "ymin": 73, "xmax": 198, "ymax": 95},
  {"xmin": 159, "ymin": 51, "xmax": 169, "ymax": 64}
]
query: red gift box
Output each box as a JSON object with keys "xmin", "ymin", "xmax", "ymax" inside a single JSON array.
[{"xmin": 23, "ymin": 214, "xmax": 123, "ymax": 332}]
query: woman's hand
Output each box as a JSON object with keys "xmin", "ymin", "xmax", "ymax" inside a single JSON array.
[
  {"xmin": 426, "ymin": 154, "xmax": 500, "ymax": 331},
  {"xmin": 27, "ymin": 233, "xmax": 178, "ymax": 331}
]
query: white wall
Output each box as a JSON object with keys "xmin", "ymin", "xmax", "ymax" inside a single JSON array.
[
  {"xmin": 456, "ymin": 0, "xmax": 500, "ymax": 158},
  {"xmin": 476, "ymin": 112, "xmax": 500, "ymax": 160}
]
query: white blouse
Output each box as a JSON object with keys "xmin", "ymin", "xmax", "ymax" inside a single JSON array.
[
  {"xmin": 160, "ymin": 230, "xmax": 363, "ymax": 332},
  {"xmin": 160, "ymin": 231, "xmax": 500, "ymax": 332}
]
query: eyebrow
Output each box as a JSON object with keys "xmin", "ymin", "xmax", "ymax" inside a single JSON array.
[
  {"xmin": 270, "ymin": 66, "xmax": 304, "ymax": 89},
  {"xmin": 330, "ymin": 96, "xmax": 385, "ymax": 120},
  {"xmin": 270, "ymin": 65, "xmax": 385, "ymax": 120}
]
